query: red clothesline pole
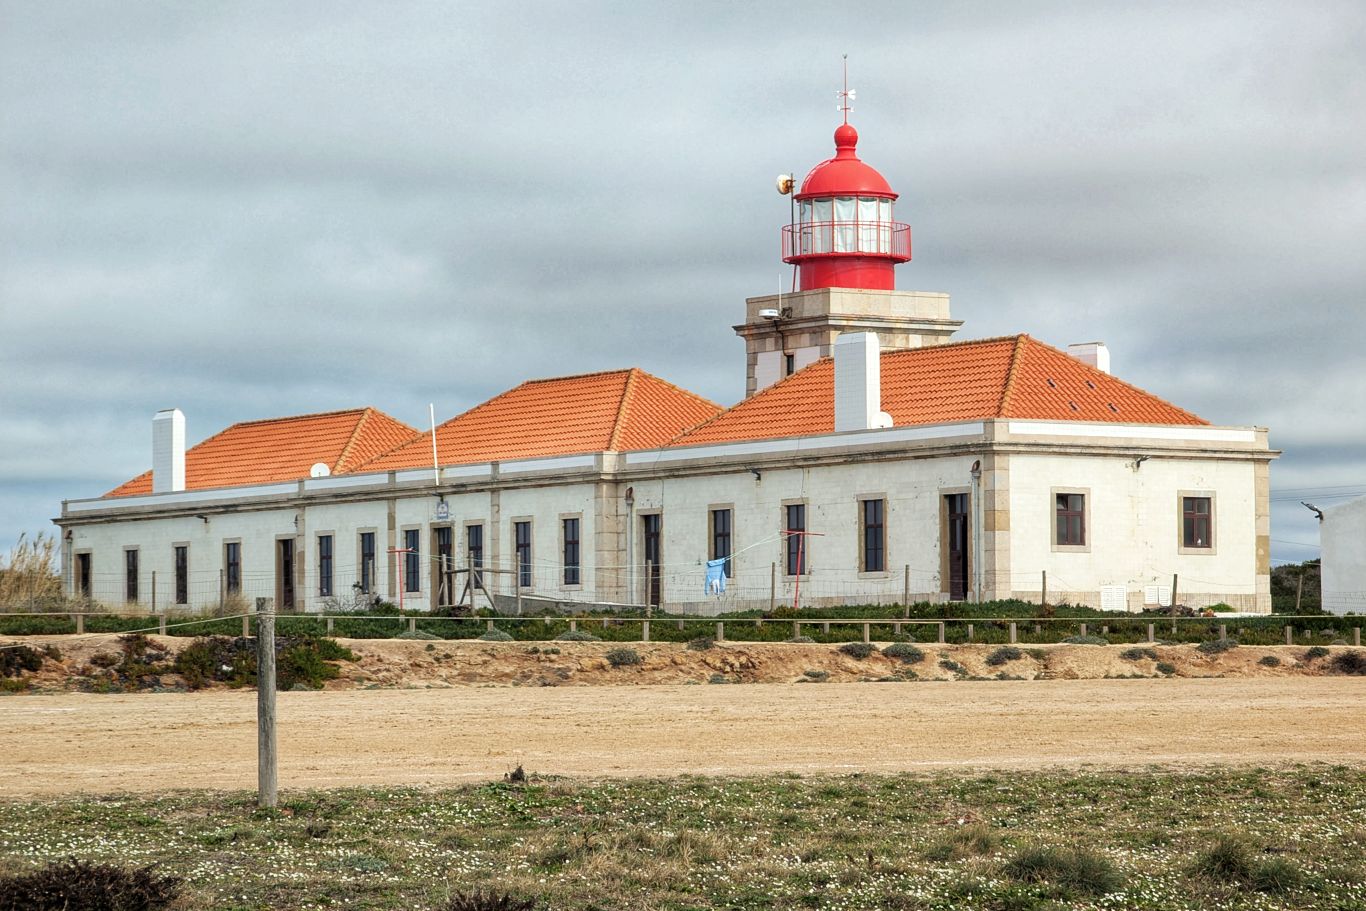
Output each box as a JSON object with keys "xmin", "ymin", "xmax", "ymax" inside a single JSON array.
[
  {"xmin": 387, "ymin": 547, "xmax": 414, "ymax": 613},
  {"xmin": 783, "ymin": 529, "xmax": 824, "ymax": 611}
]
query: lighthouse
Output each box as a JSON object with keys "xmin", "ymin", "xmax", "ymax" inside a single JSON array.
[{"xmin": 735, "ymin": 109, "xmax": 963, "ymax": 397}]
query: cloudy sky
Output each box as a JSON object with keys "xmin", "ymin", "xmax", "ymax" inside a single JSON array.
[{"xmin": 2, "ymin": 0, "xmax": 1363, "ymax": 563}]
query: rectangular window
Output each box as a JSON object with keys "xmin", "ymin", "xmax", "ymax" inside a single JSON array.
[
  {"xmin": 642, "ymin": 513, "xmax": 662, "ymax": 606},
  {"xmin": 1183, "ymin": 496, "xmax": 1212, "ymax": 549},
  {"xmin": 124, "ymin": 549, "xmax": 139, "ymax": 602},
  {"xmin": 174, "ymin": 545, "xmax": 188, "ymax": 605},
  {"xmin": 515, "ymin": 521, "xmax": 532, "ymax": 588},
  {"xmin": 225, "ymin": 542, "xmax": 241, "ymax": 594},
  {"xmin": 711, "ymin": 508, "xmax": 732, "ymax": 578},
  {"xmin": 403, "ymin": 529, "xmax": 421, "ymax": 593},
  {"xmin": 563, "ymin": 518, "xmax": 580, "ymax": 586},
  {"xmin": 466, "ymin": 524, "xmax": 483, "ymax": 590},
  {"xmin": 359, "ymin": 532, "xmax": 376, "ymax": 593},
  {"xmin": 785, "ymin": 503, "xmax": 807, "ymax": 576},
  {"xmin": 784, "ymin": 353, "xmax": 795, "ymax": 376},
  {"xmin": 1056, "ymin": 493, "xmax": 1086, "ymax": 546},
  {"xmin": 318, "ymin": 535, "xmax": 333, "ymax": 597},
  {"xmin": 861, "ymin": 498, "xmax": 885, "ymax": 572}
]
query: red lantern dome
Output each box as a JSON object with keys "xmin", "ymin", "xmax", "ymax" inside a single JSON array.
[{"xmin": 782, "ymin": 122, "xmax": 911, "ymax": 291}]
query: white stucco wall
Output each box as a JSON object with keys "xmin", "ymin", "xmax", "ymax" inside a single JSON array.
[
  {"xmin": 1008, "ymin": 454, "xmax": 1260, "ymax": 611},
  {"xmin": 1321, "ymin": 495, "xmax": 1366, "ymax": 616}
]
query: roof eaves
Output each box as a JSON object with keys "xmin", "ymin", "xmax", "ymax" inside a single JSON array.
[{"xmin": 606, "ymin": 368, "xmax": 638, "ymax": 451}]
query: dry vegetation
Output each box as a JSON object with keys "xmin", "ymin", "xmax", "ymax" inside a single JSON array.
[{"xmin": 0, "ymin": 533, "xmax": 61, "ymax": 610}]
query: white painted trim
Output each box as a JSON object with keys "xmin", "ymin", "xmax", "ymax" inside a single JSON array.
[
  {"xmin": 1005, "ymin": 421, "xmax": 1257, "ymax": 444},
  {"xmin": 625, "ymin": 422, "xmax": 987, "ymax": 466},
  {"xmin": 303, "ymin": 474, "xmax": 388, "ymax": 491},
  {"xmin": 66, "ymin": 482, "xmax": 298, "ymax": 513},
  {"xmin": 500, "ymin": 453, "xmax": 598, "ymax": 474}
]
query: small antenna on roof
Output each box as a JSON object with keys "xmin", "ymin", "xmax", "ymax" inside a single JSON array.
[{"xmin": 837, "ymin": 54, "xmax": 855, "ymax": 123}]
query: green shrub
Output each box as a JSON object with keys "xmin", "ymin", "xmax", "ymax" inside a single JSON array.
[
  {"xmin": 1258, "ymin": 655, "xmax": 1281, "ymax": 668},
  {"xmin": 1208, "ymin": 603, "xmax": 1235, "ymax": 613},
  {"xmin": 478, "ymin": 629, "xmax": 514, "ymax": 642},
  {"xmin": 1303, "ymin": 645, "xmax": 1330, "ymax": 661},
  {"xmin": 685, "ymin": 637, "xmax": 714, "ymax": 651},
  {"xmin": 0, "ymin": 678, "xmax": 29, "ymax": 693},
  {"xmin": 396, "ymin": 629, "xmax": 441, "ymax": 640},
  {"xmin": 801, "ymin": 669, "xmax": 828, "ymax": 682},
  {"xmin": 605, "ymin": 647, "xmax": 641, "ymax": 667},
  {"xmin": 1197, "ymin": 638, "xmax": 1239, "ymax": 654},
  {"xmin": 838, "ymin": 642, "xmax": 877, "ymax": 660},
  {"xmin": 1155, "ymin": 662, "xmax": 1177, "ymax": 676},
  {"xmin": 1120, "ymin": 647, "xmax": 1158, "ymax": 661},
  {"xmin": 170, "ymin": 636, "xmax": 352, "ymax": 690},
  {"xmin": 939, "ymin": 659, "xmax": 966, "ymax": 675},
  {"xmin": 985, "ymin": 646, "xmax": 1024, "ymax": 666},
  {"xmin": 923, "ymin": 823, "xmax": 1000, "ymax": 861},
  {"xmin": 0, "ymin": 858, "xmax": 182, "ymax": 910},
  {"xmin": 1330, "ymin": 650, "xmax": 1366, "ymax": 675},
  {"xmin": 1003, "ymin": 845, "xmax": 1122, "ymax": 896},
  {"xmin": 707, "ymin": 673, "xmax": 729, "ymax": 684},
  {"xmin": 1061, "ymin": 635, "xmax": 1109, "ymax": 645},
  {"xmin": 0, "ymin": 644, "xmax": 43, "ymax": 677},
  {"xmin": 883, "ymin": 642, "xmax": 925, "ymax": 664},
  {"xmin": 786, "ymin": 635, "xmax": 815, "ymax": 644},
  {"xmin": 1189, "ymin": 835, "xmax": 1303, "ymax": 893},
  {"xmin": 441, "ymin": 887, "xmax": 536, "ymax": 911},
  {"xmin": 555, "ymin": 630, "xmax": 601, "ymax": 642}
]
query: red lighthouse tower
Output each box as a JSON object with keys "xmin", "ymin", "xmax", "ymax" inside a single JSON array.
[{"xmin": 781, "ymin": 121, "xmax": 911, "ymax": 291}]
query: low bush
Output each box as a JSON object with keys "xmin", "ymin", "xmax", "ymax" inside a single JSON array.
[
  {"xmin": 685, "ymin": 637, "xmax": 714, "ymax": 651},
  {"xmin": 883, "ymin": 642, "xmax": 925, "ymax": 664},
  {"xmin": 1061, "ymin": 635, "xmax": 1109, "ymax": 646},
  {"xmin": 786, "ymin": 635, "xmax": 815, "ymax": 644},
  {"xmin": 1259, "ymin": 655, "xmax": 1282, "ymax": 668},
  {"xmin": 1120, "ymin": 647, "xmax": 1158, "ymax": 661},
  {"xmin": 1303, "ymin": 645, "xmax": 1330, "ymax": 661},
  {"xmin": 0, "ymin": 857, "xmax": 182, "ymax": 910},
  {"xmin": 555, "ymin": 630, "xmax": 601, "ymax": 642},
  {"xmin": 923, "ymin": 823, "xmax": 1000, "ymax": 861},
  {"xmin": 939, "ymin": 659, "xmax": 966, "ymax": 675},
  {"xmin": 1003, "ymin": 845, "xmax": 1122, "ymax": 896},
  {"xmin": 396, "ymin": 629, "xmax": 442, "ymax": 640},
  {"xmin": 1188, "ymin": 834, "xmax": 1303, "ymax": 894},
  {"xmin": 0, "ymin": 644, "xmax": 43, "ymax": 677},
  {"xmin": 605, "ymin": 647, "xmax": 641, "ymax": 667},
  {"xmin": 707, "ymin": 673, "xmax": 729, "ymax": 684},
  {"xmin": 478, "ymin": 629, "xmax": 514, "ymax": 642},
  {"xmin": 1155, "ymin": 662, "xmax": 1177, "ymax": 676},
  {"xmin": 1330, "ymin": 650, "xmax": 1366, "ymax": 675},
  {"xmin": 801, "ymin": 669, "xmax": 828, "ymax": 682},
  {"xmin": 838, "ymin": 642, "xmax": 877, "ymax": 660},
  {"xmin": 170, "ymin": 636, "xmax": 354, "ymax": 690},
  {"xmin": 441, "ymin": 887, "xmax": 536, "ymax": 911},
  {"xmin": 985, "ymin": 646, "xmax": 1024, "ymax": 666},
  {"xmin": 1197, "ymin": 638, "xmax": 1239, "ymax": 654}
]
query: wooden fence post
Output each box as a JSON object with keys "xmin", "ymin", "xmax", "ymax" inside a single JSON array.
[
  {"xmin": 326, "ymin": 616, "xmax": 334, "ymax": 635},
  {"xmin": 408, "ymin": 617, "xmax": 417, "ymax": 634},
  {"xmin": 151, "ymin": 571, "xmax": 157, "ymax": 615},
  {"xmin": 159, "ymin": 614, "xmax": 167, "ymax": 635},
  {"xmin": 219, "ymin": 569, "xmax": 225, "ymax": 614},
  {"xmin": 1355, "ymin": 628, "xmax": 1361, "ymax": 647},
  {"xmin": 1295, "ymin": 572, "xmax": 1304, "ymax": 612},
  {"xmin": 570, "ymin": 619, "xmax": 577, "ymax": 632},
  {"xmin": 242, "ymin": 613, "xmax": 250, "ymax": 638},
  {"xmin": 1170, "ymin": 573, "xmax": 1180, "ymax": 634},
  {"xmin": 793, "ymin": 619, "xmax": 800, "ymax": 639},
  {"xmin": 75, "ymin": 613, "xmax": 85, "ymax": 634},
  {"xmin": 1219, "ymin": 623, "xmax": 1227, "ymax": 640},
  {"xmin": 256, "ymin": 598, "xmax": 277, "ymax": 809}
]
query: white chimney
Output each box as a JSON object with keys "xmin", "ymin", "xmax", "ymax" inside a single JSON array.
[
  {"xmin": 1067, "ymin": 341, "xmax": 1111, "ymax": 375},
  {"xmin": 834, "ymin": 333, "xmax": 894, "ymax": 432},
  {"xmin": 152, "ymin": 408, "xmax": 185, "ymax": 493}
]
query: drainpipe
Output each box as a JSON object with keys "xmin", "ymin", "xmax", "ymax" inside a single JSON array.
[
  {"xmin": 970, "ymin": 460, "xmax": 983, "ymax": 603},
  {"xmin": 624, "ymin": 486, "xmax": 635, "ymax": 606}
]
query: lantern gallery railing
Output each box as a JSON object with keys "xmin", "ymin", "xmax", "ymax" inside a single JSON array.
[{"xmin": 782, "ymin": 220, "xmax": 911, "ymax": 260}]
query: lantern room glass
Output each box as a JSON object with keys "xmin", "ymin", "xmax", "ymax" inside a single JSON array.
[{"xmin": 796, "ymin": 196, "xmax": 894, "ymax": 255}]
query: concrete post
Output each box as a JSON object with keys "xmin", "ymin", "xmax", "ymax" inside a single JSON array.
[
  {"xmin": 570, "ymin": 619, "xmax": 577, "ymax": 632},
  {"xmin": 242, "ymin": 614, "xmax": 250, "ymax": 638},
  {"xmin": 642, "ymin": 620, "xmax": 650, "ymax": 643},
  {"xmin": 1080, "ymin": 622, "xmax": 1088, "ymax": 638},
  {"xmin": 716, "ymin": 621, "xmax": 724, "ymax": 642},
  {"xmin": 967, "ymin": 623, "xmax": 974, "ymax": 641},
  {"xmin": 1147, "ymin": 623, "xmax": 1155, "ymax": 643},
  {"xmin": 793, "ymin": 620, "xmax": 800, "ymax": 639},
  {"xmin": 408, "ymin": 617, "xmax": 417, "ymax": 634},
  {"xmin": 1285, "ymin": 625, "xmax": 1292, "ymax": 646},
  {"xmin": 487, "ymin": 619, "xmax": 495, "ymax": 631},
  {"xmin": 75, "ymin": 613, "xmax": 84, "ymax": 634},
  {"xmin": 1356, "ymin": 628, "xmax": 1361, "ymax": 647},
  {"xmin": 823, "ymin": 621, "xmax": 830, "ymax": 634},
  {"xmin": 1009, "ymin": 622, "xmax": 1017, "ymax": 644},
  {"xmin": 327, "ymin": 617, "xmax": 334, "ymax": 635},
  {"xmin": 769, "ymin": 562, "xmax": 776, "ymax": 614},
  {"xmin": 937, "ymin": 622, "xmax": 945, "ymax": 644},
  {"xmin": 862, "ymin": 623, "xmax": 870, "ymax": 644},
  {"xmin": 159, "ymin": 614, "xmax": 167, "ymax": 635},
  {"xmin": 1219, "ymin": 624, "xmax": 1227, "ymax": 640},
  {"xmin": 903, "ymin": 565, "xmax": 910, "ymax": 618}
]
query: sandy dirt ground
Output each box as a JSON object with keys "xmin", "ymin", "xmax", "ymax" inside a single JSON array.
[{"xmin": 2, "ymin": 677, "xmax": 1363, "ymax": 797}]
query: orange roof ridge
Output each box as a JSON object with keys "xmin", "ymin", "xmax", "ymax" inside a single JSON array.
[
  {"xmin": 996, "ymin": 335, "xmax": 1029, "ymax": 416},
  {"xmin": 224, "ymin": 407, "xmax": 372, "ymax": 429},
  {"xmin": 332, "ymin": 408, "xmax": 374, "ymax": 475},
  {"xmin": 607, "ymin": 368, "xmax": 640, "ymax": 451},
  {"xmin": 521, "ymin": 367, "xmax": 634, "ymax": 385}
]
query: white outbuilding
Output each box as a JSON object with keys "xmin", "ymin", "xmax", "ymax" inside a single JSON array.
[{"xmin": 1320, "ymin": 495, "xmax": 1366, "ymax": 615}]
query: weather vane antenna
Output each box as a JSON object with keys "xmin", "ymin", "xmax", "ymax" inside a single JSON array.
[{"xmin": 837, "ymin": 54, "xmax": 855, "ymax": 123}]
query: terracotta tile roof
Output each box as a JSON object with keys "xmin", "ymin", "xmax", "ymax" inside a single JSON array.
[
  {"xmin": 357, "ymin": 368, "xmax": 721, "ymax": 472},
  {"xmin": 105, "ymin": 408, "xmax": 418, "ymax": 498},
  {"xmin": 673, "ymin": 334, "xmax": 1206, "ymax": 446}
]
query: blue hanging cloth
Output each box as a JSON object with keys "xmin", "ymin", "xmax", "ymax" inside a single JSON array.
[{"xmin": 704, "ymin": 559, "xmax": 727, "ymax": 595}]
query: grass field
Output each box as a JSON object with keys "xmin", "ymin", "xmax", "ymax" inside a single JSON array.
[{"xmin": 2, "ymin": 766, "xmax": 1363, "ymax": 910}]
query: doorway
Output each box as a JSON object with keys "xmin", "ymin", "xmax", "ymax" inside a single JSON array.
[
  {"xmin": 642, "ymin": 514, "xmax": 662, "ymax": 607},
  {"xmin": 276, "ymin": 539, "xmax": 295, "ymax": 610},
  {"xmin": 944, "ymin": 494, "xmax": 969, "ymax": 601}
]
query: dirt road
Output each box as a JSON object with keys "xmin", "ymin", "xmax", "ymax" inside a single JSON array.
[{"xmin": 3, "ymin": 677, "xmax": 1363, "ymax": 796}]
